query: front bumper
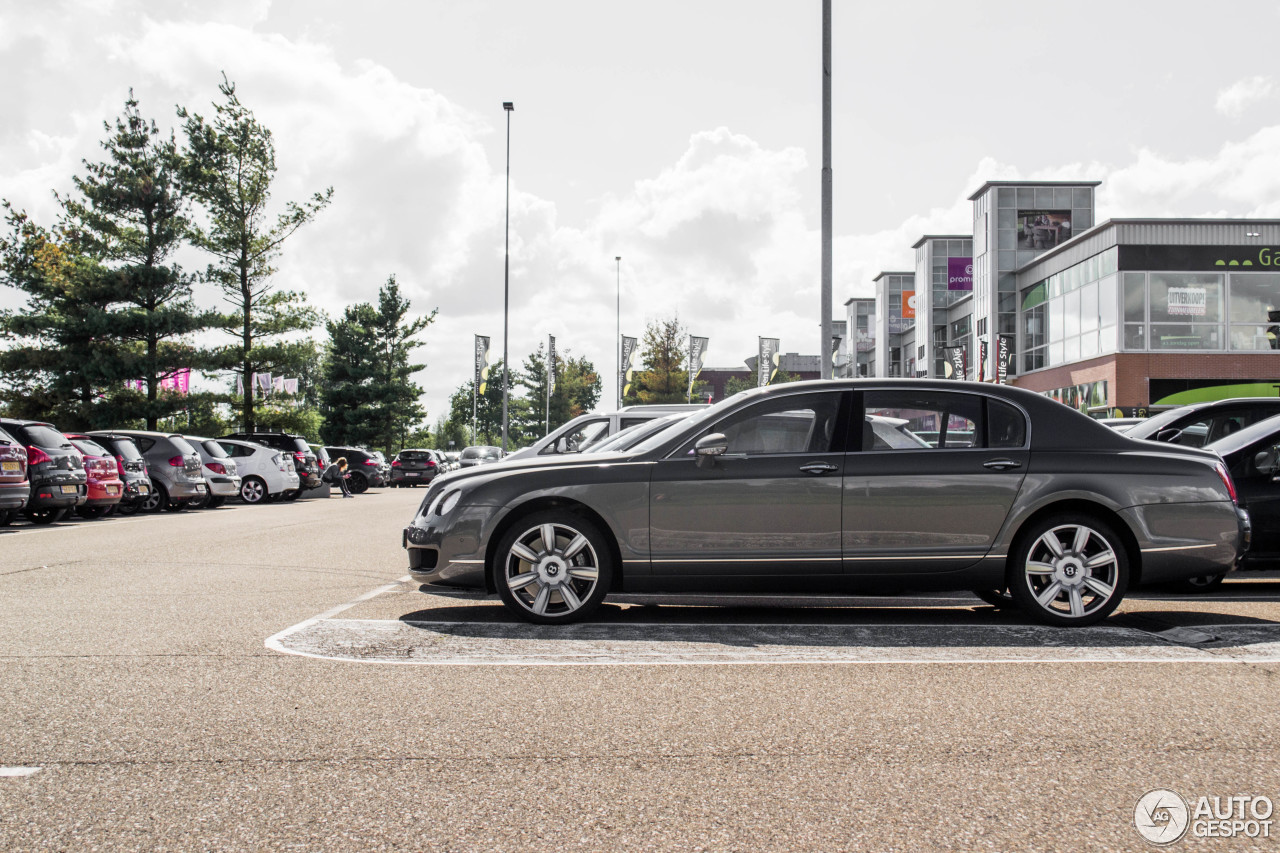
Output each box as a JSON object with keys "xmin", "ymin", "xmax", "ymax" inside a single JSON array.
[{"xmin": 402, "ymin": 504, "xmax": 492, "ymax": 590}]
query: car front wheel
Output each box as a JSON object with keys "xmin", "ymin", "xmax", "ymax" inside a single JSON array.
[
  {"xmin": 1169, "ymin": 572, "xmax": 1227, "ymax": 593},
  {"xmin": 1008, "ymin": 515, "xmax": 1129, "ymax": 627},
  {"xmin": 495, "ymin": 512, "xmax": 613, "ymax": 625}
]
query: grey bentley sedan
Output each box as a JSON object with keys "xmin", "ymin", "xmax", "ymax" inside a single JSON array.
[{"xmin": 404, "ymin": 380, "xmax": 1247, "ymax": 627}]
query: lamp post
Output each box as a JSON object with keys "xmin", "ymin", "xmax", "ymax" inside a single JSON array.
[
  {"xmin": 501, "ymin": 101, "xmax": 514, "ymax": 452},
  {"xmin": 615, "ymin": 256, "xmax": 622, "ymax": 408}
]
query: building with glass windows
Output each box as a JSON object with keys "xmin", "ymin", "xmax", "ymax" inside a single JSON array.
[
  {"xmin": 842, "ymin": 298, "xmax": 876, "ymax": 377},
  {"xmin": 857, "ymin": 176, "xmax": 1280, "ymax": 413}
]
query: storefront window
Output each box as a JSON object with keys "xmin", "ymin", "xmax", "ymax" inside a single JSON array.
[
  {"xmin": 1229, "ymin": 326, "xmax": 1279, "ymax": 351},
  {"xmin": 1149, "ymin": 273, "xmax": 1223, "ymax": 324},
  {"xmin": 1124, "ymin": 324, "xmax": 1145, "ymax": 350},
  {"xmin": 1149, "ymin": 324, "xmax": 1223, "ymax": 351},
  {"xmin": 1123, "ymin": 273, "xmax": 1146, "ymax": 323}
]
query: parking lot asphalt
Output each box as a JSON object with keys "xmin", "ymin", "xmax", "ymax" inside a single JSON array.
[{"xmin": 3, "ymin": 487, "xmax": 1279, "ymax": 851}]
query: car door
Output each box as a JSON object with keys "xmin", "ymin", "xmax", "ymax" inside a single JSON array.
[
  {"xmin": 648, "ymin": 389, "xmax": 850, "ymax": 577},
  {"xmin": 1231, "ymin": 438, "xmax": 1280, "ymax": 561},
  {"xmin": 843, "ymin": 389, "xmax": 1029, "ymax": 574}
]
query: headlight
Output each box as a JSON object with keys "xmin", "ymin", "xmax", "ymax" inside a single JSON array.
[{"xmin": 426, "ymin": 489, "xmax": 461, "ymax": 517}]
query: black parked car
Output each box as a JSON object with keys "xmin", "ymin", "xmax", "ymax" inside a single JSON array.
[
  {"xmin": 0, "ymin": 418, "xmax": 87, "ymax": 525},
  {"xmin": 80, "ymin": 432, "xmax": 152, "ymax": 516},
  {"xmin": 1206, "ymin": 413, "xmax": 1280, "ymax": 578},
  {"xmin": 1126, "ymin": 397, "xmax": 1280, "ymax": 446},
  {"xmin": 404, "ymin": 380, "xmax": 1245, "ymax": 627},
  {"xmin": 323, "ymin": 446, "xmax": 382, "ymax": 494},
  {"xmin": 390, "ymin": 448, "xmax": 441, "ymax": 487},
  {"xmin": 223, "ymin": 431, "xmax": 321, "ymax": 493}
]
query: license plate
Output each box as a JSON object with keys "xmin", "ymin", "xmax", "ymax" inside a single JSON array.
[
  {"xmin": 60, "ymin": 485, "xmax": 78, "ymax": 495},
  {"xmin": 1, "ymin": 461, "xmax": 18, "ymax": 472},
  {"xmin": 138, "ymin": 484, "xmax": 149, "ymax": 495},
  {"xmin": 195, "ymin": 484, "xmax": 207, "ymax": 493},
  {"xmin": 407, "ymin": 472, "xmax": 419, "ymax": 477},
  {"xmin": 107, "ymin": 485, "xmax": 119, "ymax": 495}
]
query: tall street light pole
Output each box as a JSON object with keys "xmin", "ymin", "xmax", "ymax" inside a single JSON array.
[
  {"xmin": 615, "ymin": 256, "xmax": 622, "ymax": 409},
  {"xmin": 502, "ymin": 101, "xmax": 514, "ymax": 451},
  {"xmin": 819, "ymin": 0, "xmax": 833, "ymax": 380}
]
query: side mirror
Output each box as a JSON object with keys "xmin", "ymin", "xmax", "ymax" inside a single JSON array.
[
  {"xmin": 1255, "ymin": 445, "xmax": 1280, "ymax": 475},
  {"xmin": 1155, "ymin": 428, "xmax": 1183, "ymax": 443},
  {"xmin": 694, "ymin": 433, "xmax": 728, "ymax": 468}
]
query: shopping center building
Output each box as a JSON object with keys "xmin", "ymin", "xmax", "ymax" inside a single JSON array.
[{"xmin": 851, "ymin": 179, "xmax": 1280, "ymax": 414}]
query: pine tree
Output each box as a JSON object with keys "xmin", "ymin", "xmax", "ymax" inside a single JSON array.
[
  {"xmin": 180, "ymin": 75, "xmax": 332, "ymax": 433},
  {"xmin": 626, "ymin": 315, "xmax": 690, "ymax": 405}
]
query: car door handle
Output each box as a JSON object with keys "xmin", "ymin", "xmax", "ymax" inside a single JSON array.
[
  {"xmin": 799, "ymin": 462, "xmax": 839, "ymax": 475},
  {"xmin": 983, "ymin": 458, "xmax": 1022, "ymax": 471}
]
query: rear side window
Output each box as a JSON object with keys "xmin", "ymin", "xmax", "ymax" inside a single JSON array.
[
  {"xmin": 0, "ymin": 427, "xmax": 18, "ymax": 445},
  {"xmin": 988, "ymin": 400, "xmax": 1028, "ymax": 448},
  {"xmin": 169, "ymin": 436, "xmax": 197, "ymax": 456},
  {"xmin": 864, "ymin": 391, "xmax": 984, "ymax": 450},
  {"xmin": 16, "ymin": 424, "xmax": 70, "ymax": 448},
  {"xmin": 71, "ymin": 439, "xmax": 111, "ymax": 457},
  {"xmin": 201, "ymin": 440, "xmax": 230, "ymax": 459},
  {"xmin": 133, "ymin": 437, "xmax": 156, "ymax": 453}
]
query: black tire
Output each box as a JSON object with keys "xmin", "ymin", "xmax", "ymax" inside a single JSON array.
[
  {"xmin": 1008, "ymin": 514, "xmax": 1129, "ymax": 627},
  {"xmin": 1168, "ymin": 572, "xmax": 1227, "ymax": 594},
  {"xmin": 165, "ymin": 499, "xmax": 189, "ymax": 513},
  {"xmin": 494, "ymin": 510, "xmax": 614, "ymax": 625},
  {"xmin": 348, "ymin": 472, "xmax": 368, "ymax": 494},
  {"xmin": 25, "ymin": 507, "xmax": 67, "ymax": 525},
  {"xmin": 282, "ymin": 489, "xmax": 302, "ymax": 502},
  {"xmin": 75, "ymin": 506, "xmax": 106, "ymax": 520},
  {"xmin": 142, "ymin": 482, "xmax": 166, "ymax": 513},
  {"xmin": 115, "ymin": 500, "xmax": 141, "ymax": 516},
  {"xmin": 240, "ymin": 477, "xmax": 268, "ymax": 505},
  {"xmin": 207, "ymin": 496, "xmax": 225, "ymax": 509},
  {"xmin": 0, "ymin": 509, "xmax": 11, "ymax": 526},
  {"xmin": 189, "ymin": 490, "xmax": 210, "ymax": 510},
  {"xmin": 972, "ymin": 589, "xmax": 1016, "ymax": 609}
]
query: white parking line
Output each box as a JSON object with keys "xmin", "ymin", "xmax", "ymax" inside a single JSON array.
[
  {"xmin": 264, "ymin": 580, "xmax": 1280, "ymax": 666},
  {"xmin": 0, "ymin": 767, "xmax": 41, "ymax": 777}
]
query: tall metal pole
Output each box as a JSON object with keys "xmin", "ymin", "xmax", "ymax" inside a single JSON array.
[
  {"xmin": 615, "ymin": 256, "xmax": 622, "ymax": 408},
  {"xmin": 502, "ymin": 102, "xmax": 514, "ymax": 451},
  {"xmin": 819, "ymin": 0, "xmax": 833, "ymax": 380}
]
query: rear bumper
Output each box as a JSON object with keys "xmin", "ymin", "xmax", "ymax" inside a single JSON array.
[
  {"xmin": 166, "ymin": 481, "xmax": 208, "ymax": 500},
  {"xmin": 1121, "ymin": 500, "xmax": 1241, "ymax": 585},
  {"xmin": 206, "ymin": 476, "xmax": 241, "ymax": 497},
  {"xmin": 0, "ymin": 481, "xmax": 29, "ymax": 509},
  {"xmin": 27, "ymin": 481, "xmax": 86, "ymax": 509}
]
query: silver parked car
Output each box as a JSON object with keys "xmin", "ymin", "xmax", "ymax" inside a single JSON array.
[
  {"xmin": 90, "ymin": 430, "xmax": 207, "ymax": 512},
  {"xmin": 404, "ymin": 380, "xmax": 1246, "ymax": 627},
  {"xmin": 215, "ymin": 438, "xmax": 300, "ymax": 504},
  {"xmin": 184, "ymin": 436, "xmax": 242, "ymax": 508}
]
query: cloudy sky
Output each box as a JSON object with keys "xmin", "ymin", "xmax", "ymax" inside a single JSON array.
[{"xmin": 5, "ymin": 0, "xmax": 1280, "ymax": 424}]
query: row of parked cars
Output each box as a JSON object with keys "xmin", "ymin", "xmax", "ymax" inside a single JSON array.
[{"xmin": 0, "ymin": 417, "xmax": 407, "ymax": 524}]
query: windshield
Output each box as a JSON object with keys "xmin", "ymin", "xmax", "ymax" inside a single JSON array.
[
  {"xmin": 290, "ymin": 438, "xmax": 311, "ymax": 453},
  {"xmin": 169, "ymin": 436, "xmax": 198, "ymax": 456},
  {"xmin": 70, "ymin": 438, "xmax": 111, "ymax": 457},
  {"xmin": 200, "ymin": 439, "xmax": 230, "ymax": 458},
  {"xmin": 19, "ymin": 424, "xmax": 73, "ymax": 449},
  {"xmin": 1126, "ymin": 406, "xmax": 1190, "ymax": 439},
  {"xmin": 628, "ymin": 389, "xmax": 760, "ymax": 455},
  {"xmin": 592, "ymin": 414, "xmax": 687, "ymax": 452},
  {"xmin": 399, "ymin": 450, "xmax": 431, "ymax": 461}
]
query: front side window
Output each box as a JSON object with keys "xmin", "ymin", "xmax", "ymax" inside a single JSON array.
[
  {"xmin": 681, "ymin": 392, "xmax": 844, "ymax": 456},
  {"xmin": 862, "ymin": 390, "xmax": 1022, "ymax": 451}
]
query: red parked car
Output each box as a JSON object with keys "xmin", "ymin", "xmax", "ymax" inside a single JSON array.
[
  {"xmin": 66, "ymin": 435, "xmax": 125, "ymax": 519},
  {"xmin": 0, "ymin": 424, "xmax": 29, "ymax": 525}
]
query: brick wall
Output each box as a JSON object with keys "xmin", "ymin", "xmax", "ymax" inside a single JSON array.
[{"xmin": 1014, "ymin": 353, "xmax": 1280, "ymax": 407}]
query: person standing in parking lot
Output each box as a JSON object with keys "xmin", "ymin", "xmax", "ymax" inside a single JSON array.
[{"xmin": 327, "ymin": 457, "xmax": 353, "ymax": 498}]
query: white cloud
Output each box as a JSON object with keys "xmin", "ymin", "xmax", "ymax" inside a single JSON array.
[{"xmin": 1215, "ymin": 75, "xmax": 1274, "ymax": 118}]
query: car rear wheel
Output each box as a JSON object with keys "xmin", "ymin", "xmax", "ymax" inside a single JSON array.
[
  {"xmin": 1169, "ymin": 572, "xmax": 1227, "ymax": 593},
  {"xmin": 164, "ymin": 499, "xmax": 189, "ymax": 512},
  {"xmin": 348, "ymin": 472, "xmax": 368, "ymax": 494},
  {"xmin": 207, "ymin": 496, "xmax": 225, "ymax": 509},
  {"xmin": 240, "ymin": 477, "xmax": 267, "ymax": 505},
  {"xmin": 282, "ymin": 489, "xmax": 302, "ymax": 502},
  {"xmin": 189, "ymin": 491, "xmax": 210, "ymax": 509},
  {"xmin": 115, "ymin": 500, "xmax": 140, "ymax": 516},
  {"xmin": 75, "ymin": 506, "xmax": 106, "ymax": 519},
  {"xmin": 0, "ymin": 510, "xmax": 10, "ymax": 526},
  {"xmin": 142, "ymin": 482, "xmax": 166, "ymax": 513},
  {"xmin": 1008, "ymin": 514, "xmax": 1129, "ymax": 627},
  {"xmin": 25, "ymin": 507, "xmax": 67, "ymax": 525},
  {"xmin": 495, "ymin": 511, "xmax": 613, "ymax": 625}
]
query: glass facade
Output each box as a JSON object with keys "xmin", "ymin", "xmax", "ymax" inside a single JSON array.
[{"xmin": 1021, "ymin": 247, "xmax": 1119, "ymax": 372}]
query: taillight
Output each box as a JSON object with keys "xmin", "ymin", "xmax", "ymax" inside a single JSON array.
[
  {"xmin": 364, "ymin": 459, "xmax": 377, "ymax": 466},
  {"xmin": 207, "ymin": 462, "xmax": 227, "ymax": 475},
  {"xmin": 114, "ymin": 455, "xmax": 127, "ymax": 477},
  {"xmin": 426, "ymin": 460, "xmax": 437, "ymax": 469},
  {"xmin": 392, "ymin": 459, "xmax": 402, "ymax": 467},
  {"xmin": 26, "ymin": 446, "xmax": 50, "ymax": 466},
  {"xmin": 1214, "ymin": 461, "xmax": 1238, "ymax": 504},
  {"xmin": 168, "ymin": 456, "xmax": 184, "ymax": 467},
  {"xmin": 294, "ymin": 451, "xmax": 306, "ymax": 464}
]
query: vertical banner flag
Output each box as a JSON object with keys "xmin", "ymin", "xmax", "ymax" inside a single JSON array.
[
  {"xmin": 831, "ymin": 335, "xmax": 842, "ymax": 369},
  {"xmin": 901, "ymin": 291, "xmax": 917, "ymax": 320},
  {"xmin": 977, "ymin": 339, "xmax": 988, "ymax": 383},
  {"xmin": 547, "ymin": 335, "xmax": 557, "ymax": 394},
  {"xmin": 257, "ymin": 372, "xmax": 273, "ymax": 395},
  {"xmin": 758, "ymin": 337, "xmax": 780, "ymax": 386},
  {"xmin": 176, "ymin": 368, "xmax": 190, "ymax": 396},
  {"xmin": 236, "ymin": 375, "xmax": 244, "ymax": 396},
  {"xmin": 947, "ymin": 257, "xmax": 974, "ymax": 291},
  {"xmin": 284, "ymin": 378, "xmax": 299, "ymax": 395},
  {"xmin": 996, "ymin": 335, "xmax": 1012, "ymax": 383},
  {"xmin": 474, "ymin": 335, "xmax": 491, "ymax": 394},
  {"xmin": 620, "ymin": 336, "xmax": 638, "ymax": 398},
  {"xmin": 944, "ymin": 346, "xmax": 967, "ymax": 380},
  {"xmin": 687, "ymin": 336, "xmax": 709, "ymax": 400},
  {"xmin": 273, "ymin": 376, "xmax": 285, "ymax": 394}
]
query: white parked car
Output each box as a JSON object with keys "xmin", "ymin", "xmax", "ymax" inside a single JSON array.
[
  {"xmin": 185, "ymin": 436, "xmax": 242, "ymax": 508},
  {"xmin": 215, "ymin": 438, "xmax": 300, "ymax": 504}
]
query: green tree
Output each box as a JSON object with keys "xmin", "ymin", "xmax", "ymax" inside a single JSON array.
[
  {"xmin": 445, "ymin": 359, "xmax": 527, "ymax": 447},
  {"xmin": 519, "ymin": 345, "xmax": 601, "ymax": 437},
  {"xmin": 180, "ymin": 75, "xmax": 333, "ymax": 433},
  {"xmin": 322, "ymin": 276, "xmax": 436, "ymax": 454},
  {"xmin": 1, "ymin": 94, "xmax": 224, "ymax": 429},
  {"xmin": 625, "ymin": 315, "xmax": 689, "ymax": 405}
]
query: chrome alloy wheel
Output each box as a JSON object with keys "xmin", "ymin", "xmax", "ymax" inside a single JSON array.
[
  {"xmin": 504, "ymin": 522, "xmax": 601, "ymax": 618},
  {"xmin": 1022, "ymin": 523, "xmax": 1119, "ymax": 620}
]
